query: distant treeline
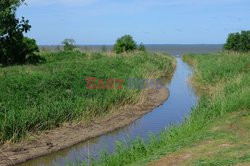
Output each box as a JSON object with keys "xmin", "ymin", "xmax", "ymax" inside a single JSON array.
[
  {"xmin": 39, "ymin": 44, "xmax": 223, "ymax": 55},
  {"xmin": 39, "ymin": 45, "xmax": 114, "ymax": 52}
]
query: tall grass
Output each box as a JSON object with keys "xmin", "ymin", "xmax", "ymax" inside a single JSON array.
[
  {"xmin": 82, "ymin": 52, "xmax": 250, "ymax": 166},
  {"xmin": 0, "ymin": 51, "xmax": 175, "ymax": 142}
]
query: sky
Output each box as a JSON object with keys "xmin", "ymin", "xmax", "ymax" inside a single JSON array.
[{"xmin": 17, "ymin": 0, "xmax": 250, "ymax": 45}]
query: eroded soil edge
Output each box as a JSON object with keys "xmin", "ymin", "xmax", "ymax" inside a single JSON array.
[{"xmin": 0, "ymin": 87, "xmax": 169, "ymax": 166}]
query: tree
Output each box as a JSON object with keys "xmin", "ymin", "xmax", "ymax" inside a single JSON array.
[
  {"xmin": 0, "ymin": 0, "xmax": 39, "ymax": 65},
  {"xmin": 224, "ymin": 31, "xmax": 250, "ymax": 52},
  {"xmin": 114, "ymin": 35, "xmax": 137, "ymax": 53},
  {"xmin": 239, "ymin": 31, "xmax": 250, "ymax": 52},
  {"xmin": 224, "ymin": 32, "xmax": 241, "ymax": 51},
  {"xmin": 62, "ymin": 39, "xmax": 76, "ymax": 51}
]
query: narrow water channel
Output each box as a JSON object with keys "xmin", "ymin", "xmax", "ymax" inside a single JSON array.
[{"xmin": 21, "ymin": 57, "xmax": 198, "ymax": 166}]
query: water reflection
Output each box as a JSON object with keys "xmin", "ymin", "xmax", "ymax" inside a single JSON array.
[{"xmin": 20, "ymin": 58, "xmax": 197, "ymax": 166}]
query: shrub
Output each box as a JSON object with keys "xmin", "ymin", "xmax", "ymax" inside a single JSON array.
[
  {"xmin": 114, "ymin": 35, "xmax": 137, "ymax": 53},
  {"xmin": 0, "ymin": 0, "xmax": 39, "ymax": 66},
  {"xmin": 22, "ymin": 37, "xmax": 39, "ymax": 56},
  {"xmin": 224, "ymin": 31, "xmax": 250, "ymax": 52},
  {"xmin": 138, "ymin": 43, "xmax": 146, "ymax": 52},
  {"xmin": 23, "ymin": 37, "xmax": 43, "ymax": 64},
  {"xmin": 62, "ymin": 38, "xmax": 76, "ymax": 51},
  {"xmin": 101, "ymin": 45, "xmax": 107, "ymax": 52}
]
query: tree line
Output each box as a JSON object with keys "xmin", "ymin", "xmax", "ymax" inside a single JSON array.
[{"xmin": 1, "ymin": 0, "xmax": 249, "ymax": 66}]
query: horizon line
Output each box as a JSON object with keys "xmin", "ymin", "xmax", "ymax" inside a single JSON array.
[{"xmin": 39, "ymin": 43, "xmax": 224, "ymax": 46}]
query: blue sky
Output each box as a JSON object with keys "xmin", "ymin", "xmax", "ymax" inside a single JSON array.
[{"xmin": 18, "ymin": 0, "xmax": 250, "ymax": 45}]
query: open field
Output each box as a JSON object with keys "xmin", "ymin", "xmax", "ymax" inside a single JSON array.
[
  {"xmin": 82, "ymin": 52, "xmax": 250, "ymax": 166},
  {"xmin": 0, "ymin": 51, "xmax": 175, "ymax": 143}
]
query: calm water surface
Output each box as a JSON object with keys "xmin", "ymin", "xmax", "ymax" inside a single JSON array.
[{"xmin": 21, "ymin": 57, "xmax": 198, "ymax": 166}]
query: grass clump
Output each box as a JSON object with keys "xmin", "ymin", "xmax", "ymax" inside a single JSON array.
[
  {"xmin": 82, "ymin": 52, "xmax": 250, "ymax": 166},
  {"xmin": 0, "ymin": 51, "xmax": 175, "ymax": 142}
]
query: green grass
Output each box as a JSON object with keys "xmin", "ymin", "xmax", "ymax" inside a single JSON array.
[
  {"xmin": 80, "ymin": 52, "xmax": 250, "ymax": 166},
  {"xmin": 0, "ymin": 51, "xmax": 175, "ymax": 142}
]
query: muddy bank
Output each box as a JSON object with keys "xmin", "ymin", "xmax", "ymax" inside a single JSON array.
[{"xmin": 0, "ymin": 87, "xmax": 169, "ymax": 166}]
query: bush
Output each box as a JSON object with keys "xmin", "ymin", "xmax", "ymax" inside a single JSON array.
[
  {"xmin": 23, "ymin": 37, "xmax": 43, "ymax": 64},
  {"xmin": 114, "ymin": 35, "xmax": 137, "ymax": 53},
  {"xmin": 0, "ymin": 0, "xmax": 40, "ymax": 66},
  {"xmin": 101, "ymin": 45, "xmax": 107, "ymax": 52},
  {"xmin": 22, "ymin": 37, "xmax": 39, "ymax": 56},
  {"xmin": 224, "ymin": 31, "xmax": 250, "ymax": 52},
  {"xmin": 62, "ymin": 38, "xmax": 76, "ymax": 51},
  {"xmin": 138, "ymin": 43, "xmax": 146, "ymax": 52}
]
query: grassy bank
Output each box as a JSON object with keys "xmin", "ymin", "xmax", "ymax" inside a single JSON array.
[
  {"xmin": 84, "ymin": 52, "xmax": 250, "ymax": 166},
  {"xmin": 0, "ymin": 51, "xmax": 175, "ymax": 142}
]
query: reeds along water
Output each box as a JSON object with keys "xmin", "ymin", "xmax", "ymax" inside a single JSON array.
[{"xmin": 20, "ymin": 58, "xmax": 198, "ymax": 166}]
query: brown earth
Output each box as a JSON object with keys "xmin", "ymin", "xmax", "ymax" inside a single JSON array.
[{"xmin": 0, "ymin": 87, "xmax": 169, "ymax": 166}]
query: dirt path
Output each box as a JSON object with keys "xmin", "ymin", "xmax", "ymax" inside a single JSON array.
[{"xmin": 0, "ymin": 87, "xmax": 169, "ymax": 166}]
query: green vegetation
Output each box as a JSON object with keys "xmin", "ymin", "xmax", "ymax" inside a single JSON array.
[
  {"xmin": 62, "ymin": 38, "xmax": 77, "ymax": 51},
  {"xmin": 101, "ymin": 45, "xmax": 108, "ymax": 52},
  {"xmin": 83, "ymin": 52, "xmax": 250, "ymax": 166},
  {"xmin": 138, "ymin": 43, "xmax": 146, "ymax": 52},
  {"xmin": 224, "ymin": 30, "xmax": 250, "ymax": 52},
  {"xmin": 113, "ymin": 35, "xmax": 147, "ymax": 53},
  {"xmin": 114, "ymin": 35, "xmax": 137, "ymax": 53},
  {"xmin": 0, "ymin": 51, "xmax": 175, "ymax": 142},
  {"xmin": 0, "ymin": 0, "xmax": 39, "ymax": 66}
]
